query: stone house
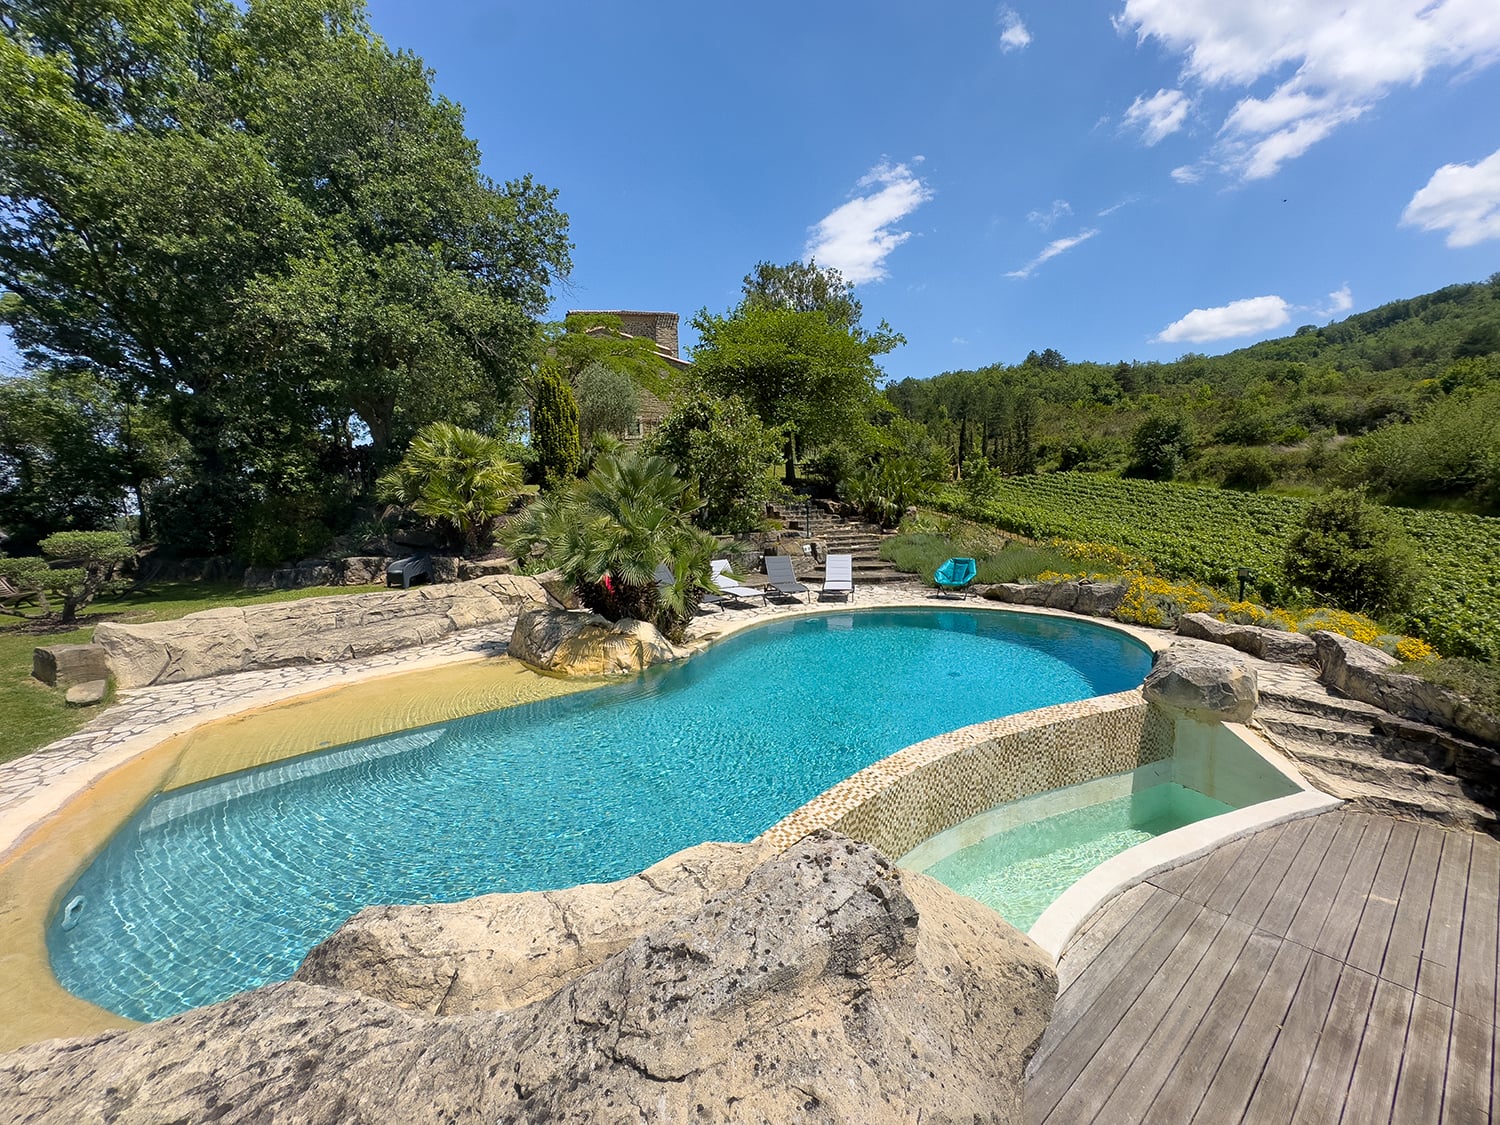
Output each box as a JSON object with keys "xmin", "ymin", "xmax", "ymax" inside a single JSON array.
[{"xmin": 566, "ymin": 310, "xmax": 689, "ymax": 441}]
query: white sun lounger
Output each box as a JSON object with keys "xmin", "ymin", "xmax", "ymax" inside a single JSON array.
[
  {"xmin": 821, "ymin": 554, "xmax": 854, "ymax": 600},
  {"xmin": 709, "ymin": 559, "xmax": 768, "ymax": 606}
]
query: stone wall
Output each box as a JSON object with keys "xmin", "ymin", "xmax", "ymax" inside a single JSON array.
[
  {"xmin": 761, "ymin": 691, "xmax": 1174, "ymax": 861},
  {"xmin": 93, "ymin": 574, "xmax": 547, "ymax": 688}
]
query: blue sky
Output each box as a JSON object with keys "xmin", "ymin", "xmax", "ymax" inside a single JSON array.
[{"xmin": 6, "ymin": 1, "xmax": 1500, "ymax": 383}]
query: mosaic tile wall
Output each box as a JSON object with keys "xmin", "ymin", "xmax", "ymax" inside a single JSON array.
[{"xmin": 760, "ymin": 690, "xmax": 1175, "ymax": 861}]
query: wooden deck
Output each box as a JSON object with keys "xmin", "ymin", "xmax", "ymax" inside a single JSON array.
[{"xmin": 1026, "ymin": 810, "xmax": 1498, "ymax": 1124}]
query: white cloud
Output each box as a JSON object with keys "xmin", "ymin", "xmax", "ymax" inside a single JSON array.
[
  {"xmin": 1119, "ymin": 1, "xmax": 1500, "ymax": 179},
  {"xmin": 997, "ymin": 6, "xmax": 1032, "ymax": 51},
  {"xmin": 1123, "ymin": 88, "xmax": 1192, "ymax": 145},
  {"xmin": 1401, "ymin": 146, "xmax": 1500, "ymax": 248},
  {"xmin": 1028, "ymin": 199, "xmax": 1073, "ymax": 228},
  {"xmin": 1154, "ymin": 295, "xmax": 1291, "ymax": 343},
  {"xmin": 1320, "ymin": 284, "xmax": 1354, "ymax": 316},
  {"xmin": 804, "ymin": 160, "xmax": 934, "ymax": 285},
  {"xmin": 952, "ymin": 336, "xmax": 971, "ymax": 345},
  {"xmin": 1006, "ymin": 229, "xmax": 1100, "ymax": 279},
  {"xmin": 1097, "ymin": 196, "xmax": 1139, "ymax": 216},
  {"xmin": 1170, "ymin": 164, "xmax": 1204, "ymax": 184}
]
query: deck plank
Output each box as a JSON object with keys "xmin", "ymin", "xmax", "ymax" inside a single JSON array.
[
  {"xmin": 1383, "ymin": 824, "xmax": 1446, "ymax": 991},
  {"xmin": 1031, "ymin": 885, "xmax": 1178, "ymax": 1074},
  {"xmin": 1187, "ymin": 937, "xmax": 1312, "ymax": 1124},
  {"xmin": 1092, "ymin": 916, "xmax": 1254, "ymax": 1124},
  {"xmin": 1139, "ymin": 930, "xmax": 1281, "ymax": 1125},
  {"xmin": 1041, "ymin": 905, "xmax": 1227, "ymax": 1124},
  {"xmin": 1417, "ymin": 829, "xmax": 1473, "ymax": 1008},
  {"xmin": 1284, "ymin": 813, "xmax": 1368, "ymax": 949},
  {"xmin": 1254, "ymin": 812, "xmax": 1344, "ymax": 937},
  {"xmin": 1346, "ymin": 819, "xmax": 1420, "ymax": 978},
  {"xmin": 1312, "ymin": 815, "xmax": 1394, "ymax": 962},
  {"xmin": 1026, "ymin": 811, "xmax": 1494, "ymax": 1125},
  {"xmin": 1289, "ymin": 964, "xmax": 1380, "ymax": 1125},
  {"xmin": 1229, "ymin": 815, "xmax": 1316, "ymax": 924},
  {"xmin": 1201, "ymin": 823, "xmax": 1285, "ymax": 917},
  {"xmin": 1177, "ymin": 835, "xmax": 1249, "ymax": 907},
  {"xmin": 1442, "ymin": 1010, "xmax": 1493, "ymax": 1124},
  {"xmin": 1454, "ymin": 834, "xmax": 1499, "ymax": 1023},
  {"xmin": 1340, "ymin": 976, "xmax": 1416, "ymax": 1125},
  {"xmin": 1390, "ymin": 987, "xmax": 1455, "ymax": 1123},
  {"xmin": 1242, "ymin": 949, "xmax": 1344, "ymax": 1122},
  {"xmin": 1053, "ymin": 880, "xmax": 1156, "ymax": 994},
  {"xmin": 1028, "ymin": 895, "xmax": 1205, "ymax": 1122}
]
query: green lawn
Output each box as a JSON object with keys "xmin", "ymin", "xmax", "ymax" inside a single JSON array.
[{"xmin": 0, "ymin": 581, "xmax": 384, "ymax": 765}]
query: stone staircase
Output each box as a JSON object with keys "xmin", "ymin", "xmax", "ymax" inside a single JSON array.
[
  {"xmin": 766, "ymin": 503, "xmax": 908, "ymax": 586},
  {"xmin": 1252, "ymin": 676, "xmax": 1499, "ymax": 835}
]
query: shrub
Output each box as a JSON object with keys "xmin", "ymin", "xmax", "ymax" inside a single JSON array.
[
  {"xmin": 377, "ymin": 423, "xmax": 524, "ymax": 556},
  {"xmin": 1127, "ymin": 412, "xmax": 1195, "ymax": 480},
  {"xmin": 37, "ymin": 530, "xmax": 135, "ymax": 622},
  {"xmin": 1283, "ymin": 490, "xmax": 1420, "ymax": 614},
  {"xmin": 647, "ymin": 392, "xmax": 782, "ymax": 533},
  {"xmin": 506, "ymin": 450, "xmax": 717, "ymax": 642}
]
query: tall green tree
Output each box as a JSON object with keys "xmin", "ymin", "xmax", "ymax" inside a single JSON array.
[
  {"xmin": 691, "ymin": 302, "xmax": 894, "ymax": 484},
  {"xmin": 574, "ymin": 362, "xmax": 640, "ymax": 440},
  {"xmin": 0, "ymin": 0, "xmax": 569, "ymax": 553},
  {"xmin": 531, "ymin": 359, "xmax": 580, "ymax": 487}
]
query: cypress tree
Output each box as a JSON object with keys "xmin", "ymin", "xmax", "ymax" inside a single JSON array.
[{"xmin": 532, "ymin": 359, "xmax": 581, "ymax": 486}]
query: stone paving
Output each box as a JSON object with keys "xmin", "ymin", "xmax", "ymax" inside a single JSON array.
[{"xmin": 0, "ymin": 581, "xmax": 1332, "ymax": 854}]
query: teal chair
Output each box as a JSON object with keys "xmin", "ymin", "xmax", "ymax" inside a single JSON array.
[{"xmin": 933, "ymin": 557, "xmax": 977, "ymax": 598}]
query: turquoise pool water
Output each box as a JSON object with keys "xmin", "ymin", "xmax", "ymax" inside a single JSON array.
[
  {"xmin": 49, "ymin": 608, "xmax": 1152, "ymax": 1020},
  {"xmin": 920, "ymin": 783, "xmax": 1234, "ymax": 930}
]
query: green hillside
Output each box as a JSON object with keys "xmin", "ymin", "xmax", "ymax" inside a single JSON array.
[{"xmin": 886, "ymin": 275, "xmax": 1500, "ymax": 514}]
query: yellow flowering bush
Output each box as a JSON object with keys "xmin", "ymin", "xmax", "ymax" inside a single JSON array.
[
  {"xmin": 1113, "ymin": 573, "xmax": 1216, "ymax": 628},
  {"xmin": 1394, "ymin": 636, "xmax": 1439, "ymax": 662},
  {"xmin": 1293, "ymin": 608, "xmax": 1381, "ymax": 645},
  {"xmin": 1214, "ymin": 600, "xmax": 1297, "ymax": 630}
]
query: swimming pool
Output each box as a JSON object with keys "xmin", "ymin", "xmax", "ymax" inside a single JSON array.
[{"xmin": 49, "ymin": 608, "xmax": 1153, "ymax": 1020}]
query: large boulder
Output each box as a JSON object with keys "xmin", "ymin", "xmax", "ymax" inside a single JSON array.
[
  {"xmin": 1143, "ymin": 643, "xmax": 1258, "ymax": 722},
  {"xmin": 1177, "ymin": 612, "xmax": 1318, "ymax": 665},
  {"xmin": 94, "ymin": 574, "xmax": 547, "ymax": 688},
  {"xmin": 0, "ymin": 833, "xmax": 1057, "ymax": 1124},
  {"xmin": 508, "ymin": 607, "xmax": 685, "ymax": 675}
]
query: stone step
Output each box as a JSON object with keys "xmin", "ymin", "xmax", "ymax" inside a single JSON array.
[
  {"xmin": 1258, "ymin": 683, "xmax": 1387, "ymax": 727},
  {"xmin": 1257, "ymin": 707, "xmax": 1500, "ymax": 791},
  {"xmin": 1272, "ymin": 740, "xmax": 1497, "ymax": 835}
]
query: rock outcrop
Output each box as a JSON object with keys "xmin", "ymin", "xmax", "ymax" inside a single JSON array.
[
  {"xmin": 1313, "ymin": 630, "xmax": 1499, "ymax": 748},
  {"xmin": 1143, "ymin": 643, "xmax": 1258, "ymax": 722},
  {"xmin": 979, "ymin": 578, "xmax": 1129, "ymax": 617},
  {"xmin": 0, "ymin": 833, "xmax": 1057, "ymax": 1124},
  {"xmin": 94, "ymin": 574, "xmax": 547, "ymax": 688},
  {"xmin": 507, "ymin": 607, "xmax": 687, "ymax": 676},
  {"xmin": 1176, "ymin": 612, "xmax": 1318, "ymax": 665},
  {"xmin": 296, "ymin": 838, "xmax": 782, "ymax": 1015}
]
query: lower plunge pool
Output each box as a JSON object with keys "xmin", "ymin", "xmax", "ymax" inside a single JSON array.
[
  {"xmin": 48, "ymin": 607, "xmax": 1152, "ymax": 1021},
  {"xmin": 907, "ymin": 782, "xmax": 1236, "ymax": 931}
]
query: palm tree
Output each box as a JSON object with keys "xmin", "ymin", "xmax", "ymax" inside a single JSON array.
[
  {"xmin": 377, "ymin": 422, "xmax": 523, "ymax": 556},
  {"xmin": 507, "ymin": 450, "xmax": 717, "ymax": 640}
]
